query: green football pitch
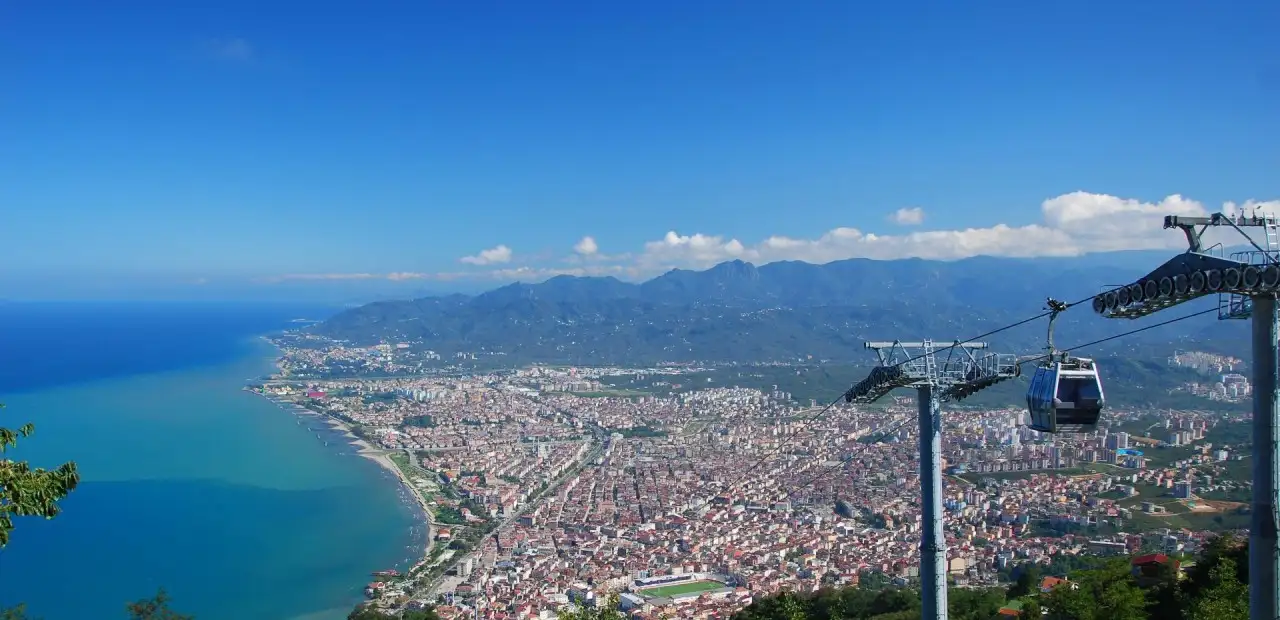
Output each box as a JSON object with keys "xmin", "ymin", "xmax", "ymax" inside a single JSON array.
[{"xmin": 642, "ymin": 580, "xmax": 724, "ymax": 598}]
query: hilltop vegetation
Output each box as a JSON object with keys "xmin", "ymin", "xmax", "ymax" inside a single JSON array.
[
  {"xmin": 733, "ymin": 534, "xmax": 1249, "ymax": 620},
  {"xmin": 310, "ymin": 256, "xmax": 1248, "ymax": 367}
]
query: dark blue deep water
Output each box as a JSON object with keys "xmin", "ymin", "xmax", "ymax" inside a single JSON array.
[
  {"xmin": 0, "ymin": 302, "xmax": 425, "ymax": 620},
  {"xmin": 0, "ymin": 302, "xmax": 326, "ymax": 393}
]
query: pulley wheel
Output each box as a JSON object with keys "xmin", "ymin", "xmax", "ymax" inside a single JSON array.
[
  {"xmin": 1173, "ymin": 274, "xmax": 1189, "ymax": 295},
  {"xmin": 1092, "ymin": 295, "xmax": 1107, "ymax": 314},
  {"xmin": 1242, "ymin": 266, "xmax": 1261, "ymax": 290},
  {"xmin": 1104, "ymin": 290, "xmax": 1120, "ymax": 310},
  {"xmin": 1127, "ymin": 283, "xmax": 1144, "ymax": 303},
  {"xmin": 1205, "ymin": 270, "xmax": 1223, "ymax": 291},
  {"xmin": 1223, "ymin": 268, "xmax": 1242, "ymax": 289},
  {"xmin": 1262, "ymin": 265, "xmax": 1280, "ymax": 290},
  {"xmin": 1189, "ymin": 271, "xmax": 1206, "ymax": 293},
  {"xmin": 1158, "ymin": 277, "xmax": 1174, "ymax": 297},
  {"xmin": 1143, "ymin": 279, "xmax": 1159, "ymax": 300},
  {"xmin": 1117, "ymin": 286, "xmax": 1131, "ymax": 306}
]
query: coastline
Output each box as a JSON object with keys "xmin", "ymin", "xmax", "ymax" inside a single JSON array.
[
  {"xmin": 278, "ymin": 400, "xmax": 437, "ymax": 568},
  {"xmin": 1, "ymin": 318, "xmax": 426, "ymax": 620},
  {"xmin": 246, "ymin": 339, "xmax": 436, "ymax": 571},
  {"xmin": 322, "ymin": 414, "xmax": 437, "ymax": 533}
]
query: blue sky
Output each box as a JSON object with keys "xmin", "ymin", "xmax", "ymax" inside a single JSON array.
[{"xmin": 3, "ymin": 0, "xmax": 1278, "ymax": 300}]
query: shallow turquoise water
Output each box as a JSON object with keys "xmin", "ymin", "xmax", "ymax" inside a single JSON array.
[{"xmin": 0, "ymin": 339, "xmax": 423, "ymax": 619}]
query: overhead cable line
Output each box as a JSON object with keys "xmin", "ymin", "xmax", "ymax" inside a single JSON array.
[
  {"xmin": 707, "ymin": 285, "xmax": 1129, "ymax": 503},
  {"xmin": 770, "ymin": 305, "xmax": 1221, "ymax": 507}
]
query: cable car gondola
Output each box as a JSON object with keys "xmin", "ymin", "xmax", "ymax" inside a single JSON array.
[{"xmin": 1025, "ymin": 298, "xmax": 1106, "ymax": 434}]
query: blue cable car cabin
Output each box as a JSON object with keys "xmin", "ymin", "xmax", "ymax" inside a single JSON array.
[{"xmin": 1026, "ymin": 358, "xmax": 1105, "ymax": 433}]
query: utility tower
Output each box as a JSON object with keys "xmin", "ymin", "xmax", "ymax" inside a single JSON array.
[
  {"xmin": 844, "ymin": 341, "xmax": 1021, "ymax": 620},
  {"xmin": 1092, "ymin": 211, "xmax": 1279, "ymax": 620}
]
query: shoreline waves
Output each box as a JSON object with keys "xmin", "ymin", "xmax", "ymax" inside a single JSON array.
[{"xmin": 248, "ymin": 389, "xmax": 436, "ymax": 568}]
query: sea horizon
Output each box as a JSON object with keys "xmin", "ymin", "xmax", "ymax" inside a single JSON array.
[{"xmin": 0, "ymin": 302, "xmax": 423, "ymax": 619}]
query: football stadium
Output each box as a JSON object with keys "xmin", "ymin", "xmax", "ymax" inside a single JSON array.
[{"xmin": 633, "ymin": 572, "xmax": 735, "ymax": 601}]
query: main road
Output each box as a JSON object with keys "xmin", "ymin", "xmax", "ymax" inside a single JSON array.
[{"xmin": 417, "ymin": 411, "xmax": 609, "ymax": 601}]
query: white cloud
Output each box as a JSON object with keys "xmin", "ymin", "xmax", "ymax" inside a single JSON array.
[
  {"xmin": 459, "ymin": 245, "xmax": 513, "ymax": 266},
  {"xmin": 262, "ymin": 192, "xmax": 1278, "ymax": 286},
  {"xmin": 637, "ymin": 231, "xmax": 747, "ymax": 271},
  {"xmin": 634, "ymin": 192, "xmax": 1229, "ymax": 271},
  {"xmin": 486, "ymin": 264, "xmax": 630, "ymax": 281},
  {"xmin": 889, "ymin": 207, "xmax": 925, "ymax": 226},
  {"xmin": 1224, "ymin": 200, "xmax": 1280, "ymax": 219},
  {"xmin": 573, "ymin": 236, "xmax": 599, "ymax": 256},
  {"xmin": 258, "ymin": 264, "xmax": 634, "ymax": 285},
  {"xmin": 387, "ymin": 272, "xmax": 430, "ymax": 281}
]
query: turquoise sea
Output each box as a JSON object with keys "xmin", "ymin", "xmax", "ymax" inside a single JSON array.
[{"xmin": 0, "ymin": 302, "xmax": 424, "ymax": 619}]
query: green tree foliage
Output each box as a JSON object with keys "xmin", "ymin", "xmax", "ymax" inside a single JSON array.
[
  {"xmin": 778, "ymin": 593, "xmax": 807, "ymax": 620},
  {"xmin": 347, "ymin": 606, "xmax": 391, "ymax": 620},
  {"xmin": 4, "ymin": 589, "xmax": 198, "ymax": 620},
  {"xmin": 0, "ymin": 404, "xmax": 196, "ymax": 620},
  {"xmin": 124, "ymin": 589, "xmax": 193, "ymax": 620},
  {"xmin": 556, "ymin": 594, "xmax": 625, "ymax": 620},
  {"xmin": 348, "ymin": 605, "xmax": 440, "ymax": 620},
  {"xmin": 1006, "ymin": 563, "xmax": 1042, "ymax": 599},
  {"xmin": 0, "ymin": 403, "xmax": 78, "ymax": 620},
  {"xmin": 732, "ymin": 585, "xmax": 1003, "ymax": 620},
  {"xmin": 1179, "ymin": 534, "xmax": 1249, "ymax": 620},
  {"xmin": 1143, "ymin": 562, "xmax": 1183, "ymax": 620},
  {"xmin": 0, "ymin": 403, "xmax": 80, "ymax": 548},
  {"xmin": 1187, "ymin": 560, "xmax": 1248, "ymax": 620},
  {"xmin": 948, "ymin": 589, "xmax": 1006, "ymax": 619},
  {"xmin": 1181, "ymin": 533, "xmax": 1249, "ymax": 598},
  {"xmin": 0, "ymin": 604, "xmax": 33, "ymax": 620},
  {"xmin": 735, "ymin": 537, "xmax": 1255, "ymax": 620},
  {"xmin": 1041, "ymin": 558, "xmax": 1147, "ymax": 620},
  {"xmin": 402, "ymin": 611, "xmax": 441, "ymax": 620}
]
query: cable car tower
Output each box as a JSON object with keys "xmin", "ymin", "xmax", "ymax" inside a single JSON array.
[
  {"xmin": 1092, "ymin": 210, "xmax": 1279, "ymax": 620},
  {"xmin": 844, "ymin": 341, "xmax": 1020, "ymax": 620}
]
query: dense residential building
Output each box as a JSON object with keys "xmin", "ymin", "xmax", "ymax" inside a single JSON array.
[{"xmin": 257, "ymin": 342, "xmax": 1248, "ymax": 619}]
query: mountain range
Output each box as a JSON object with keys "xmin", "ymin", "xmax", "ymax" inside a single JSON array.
[{"xmin": 308, "ymin": 252, "xmax": 1249, "ymax": 365}]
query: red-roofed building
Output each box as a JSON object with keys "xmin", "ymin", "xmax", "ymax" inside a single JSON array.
[
  {"xmin": 1039, "ymin": 576, "xmax": 1076, "ymax": 593},
  {"xmin": 1132, "ymin": 553, "xmax": 1179, "ymax": 585}
]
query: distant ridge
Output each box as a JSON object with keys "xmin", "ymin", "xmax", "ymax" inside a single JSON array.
[{"xmin": 309, "ymin": 253, "xmax": 1246, "ymax": 364}]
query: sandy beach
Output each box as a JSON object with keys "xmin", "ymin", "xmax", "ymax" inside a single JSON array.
[
  {"xmin": 323, "ymin": 417, "xmax": 426, "ymax": 504},
  {"xmin": 248, "ymin": 338, "xmax": 436, "ymax": 529},
  {"xmin": 318, "ymin": 416, "xmax": 438, "ymax": 564},
  {"xmin": 247, "ymin": 386, "xmax": 437, "ymax": 563}
]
